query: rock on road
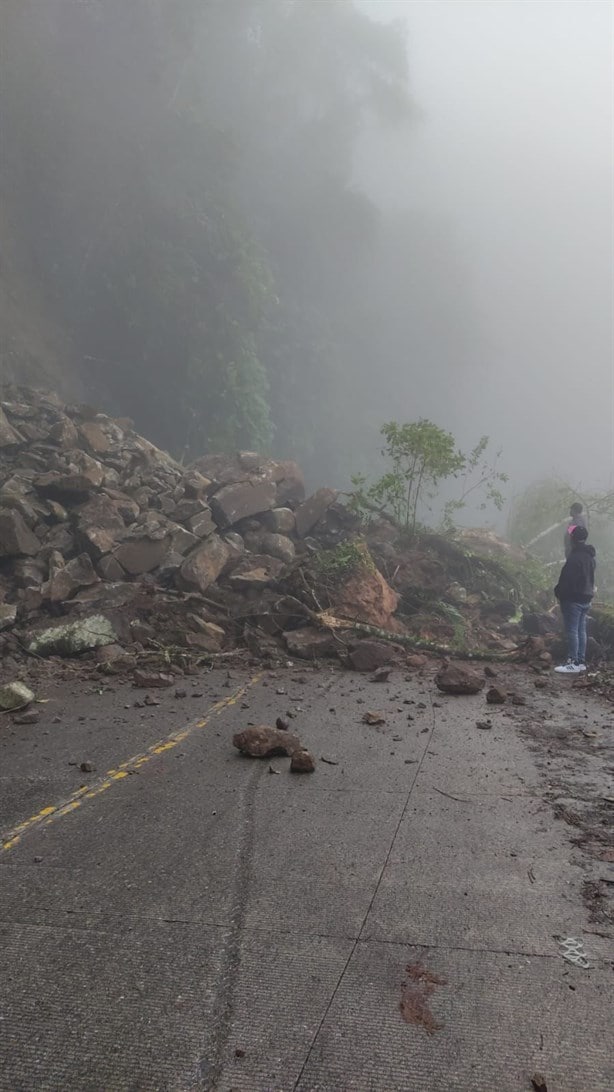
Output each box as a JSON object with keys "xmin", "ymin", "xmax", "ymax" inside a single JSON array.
[{"xmin": 0, "ymin": 662, "xmax": 612, "ymax": 1091}]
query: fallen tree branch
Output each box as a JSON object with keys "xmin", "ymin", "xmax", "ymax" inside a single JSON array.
[{"xmin": 312, "ymin": 610, "xmax": 521, "ymax": 662}]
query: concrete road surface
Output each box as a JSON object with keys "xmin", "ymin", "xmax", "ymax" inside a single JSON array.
[{"xmin": 1, "ymin": 661, "xmax": 612, "ymax": 1091}]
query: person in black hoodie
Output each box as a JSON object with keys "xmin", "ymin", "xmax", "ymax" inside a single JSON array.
[{"xmin": 554, "ymin": 525, "xmax": 596, "ymax": 673}]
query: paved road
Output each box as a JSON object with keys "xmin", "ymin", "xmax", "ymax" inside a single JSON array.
[{"xmin": 0, "ymin": 661, "xmax": 612, "ymax": 1090}]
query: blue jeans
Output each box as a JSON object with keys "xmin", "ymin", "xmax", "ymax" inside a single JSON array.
[{"xmin": 560, "ymin": 601, "xmax": 589, "ymax": 662}]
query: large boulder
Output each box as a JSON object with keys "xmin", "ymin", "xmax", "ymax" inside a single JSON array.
[
  {"xmin": 263, "ymin": 507, "xmax": 296, "ymax": 534},
  {"xmin": 233, "ymin": 725, "xmax": 301, "ymax": 758},
  {"xmin": 272, "ymin": 461, "xmax": 305, "ymax": 507},
  {"xmin": 112, "ymin": 534, "xmax": 171, "ymax": 575},
  {"xmin": 350, "ymin": 640, "xmax": 399, "ymax": 673},
  {"xmin": 77, "ymin": 420, "xmax": 113, "ymax": 455},
  {"xmin": 0, "ymin": 407, "xmax": 23, "ymax": 448},
  {"xmin": 283, "ymin": 627, "xmax": 339, "ymax": 659},
  {"xmin": 259, "ymin": 533, "xmax": 295, "ymax": 564},
  {"xmin": 0, "ymin": 603, "xmax": 17, "ymax": 631},
  {"xmin": 0, "ymin": 510, "xmax": 41, "ymax": 557},
  {"xmin": 179, "ymin": 536, "xmax": 231, "ymax": 592},
  {"xmin": 48, "ymin": 416, "xmax": 80, "ymax": 448},
  {"xmin": 186, "ymin": 508, "xmax": 216, "ymax": 539},
  {"xmin": 210, "ymin": 479, "xmax": 277, "ymax": 530},
  {"xmin": 74, "ymin": 494, "xmax": 126, "ymax": 559},
  {"xmin": 333, "ymin": 562, "xmax": 399, "ymax": 630},
  {"xmin": 295, "ymin": 489, "xmax": 338, "ymax": 537},
  {"xmin": 0, "ymin": 681, "xmax": 34, "ymax": 711},
  {"xmin": 34, "ymin": 471, "xmax": 98, "ymax": 503},
  {"xmin": 46, "ymin": 553, "xmax": 99, "ymax": 603},
  {"xmin": 26, "ymin": 614, "xmax": 118, "ymax": 656},
  {"xmin": 435, "ymin": 664, "xmax": 485, "ymax": 695}
]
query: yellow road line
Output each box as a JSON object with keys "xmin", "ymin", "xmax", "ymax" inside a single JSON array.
[{"xmin": 1, "ymin": 675, "xmax": 260, "ymax": 854}]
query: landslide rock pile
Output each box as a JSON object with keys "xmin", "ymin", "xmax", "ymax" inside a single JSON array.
[{"xmin": 0, "ymin": 387, "xmax": 352, "ymax": 665}]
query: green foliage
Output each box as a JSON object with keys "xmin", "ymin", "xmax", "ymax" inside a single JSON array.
[
  {"xmin": 313, "ymin": 540, "xmax": 375, "ymax": 585},
  {"xmin": 441, "ymin": 436, "xmax": 508, "ymax": 530},
  {"xmin": 349, "ymin": 420, "xmax": 507, "ymax": 532},
  {"xmin": 507, "ymin": 478, "xmax": 614, "ymax": 603}
]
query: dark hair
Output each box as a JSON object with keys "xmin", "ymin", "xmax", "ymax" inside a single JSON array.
[
  {"xmin": 570, "ymin": 525, "xmax": 588, "ymax": 542},
  {"xmin": 570, "ymin": 502, "xmax": 583, "ymax": 516}
]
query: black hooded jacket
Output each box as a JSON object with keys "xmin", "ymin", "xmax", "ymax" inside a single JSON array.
[{"xmin": 555, "ymin": 543, "xmax": 596, "ymax": 605}]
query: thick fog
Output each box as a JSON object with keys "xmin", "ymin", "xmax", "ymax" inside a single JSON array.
[
  {"xmin": 2, "ymin": 0, "xmax": 612, "ymax": 516},
  {"xmin": 358, "ymin": 0, "xmax": 613, "ymax": 496}
]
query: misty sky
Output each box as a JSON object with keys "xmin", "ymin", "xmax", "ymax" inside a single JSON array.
[{"xmin": 357, "ymin": 0, "xmax": 613, "ymax": 501}]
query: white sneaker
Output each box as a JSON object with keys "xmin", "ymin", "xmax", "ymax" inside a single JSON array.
[
  {"xmin": 554, "ymin": 662, "xmax": 582, "ymax": 674},
  {"xmin": 575, "ymin": 663, "xmax": 587, "ymax": 672}
]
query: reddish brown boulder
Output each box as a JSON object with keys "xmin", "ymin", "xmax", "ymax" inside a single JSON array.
[
  {"xmin": 290, "ymin": 749, "xmax": 315, "ymax": 773},
  {"xmin": 486, "ymin": 686, "xmax": 507, "ymax": 704},
  {"xmin": 233, "ymin": 725, "xmax": 301, "ymax": 758},
  {"xmin": 349, "ymin": 640, "xmax": 399, "ymax": 673},
  {"xmin": 435, "ymin": 664, "xmax": 485, "ymax": 695},
  {"xmin": 283, "ymin": 627, "xmax": 339, "ymax": 659},
  {"xmin": 334, "ymin": 565, "xmax": 399, "ymax": 630},
  {"xmin": 133, "ymin": 671, "xmax": 174, "ymax": 688}
]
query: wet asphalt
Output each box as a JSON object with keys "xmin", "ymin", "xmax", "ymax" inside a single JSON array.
[{"xmin": 0, "ymin": 660, "xmax": 612, "ymax": 1091}]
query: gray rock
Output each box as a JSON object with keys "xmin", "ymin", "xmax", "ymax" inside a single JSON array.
[
  {"xmin": 233, "ymin": 724, "xmax": 301, "ymax": 758},
  {"xmin": 112, "ymin": 535, "xmax": 171, "ymax": 575},
  {"xmin": 283, "ymin": 627, "xmax": 340, "ymax": 659},
  {"xmin": 12, "ymin": 558, "xmax": 47, "ymax": 587},
  {"xmin": 210, "ymin": 479, "xmax": 277, "ymax": 530},
  {"xmin": 0, "ymin": 510, "xmax": 41, "ymax": 557},
  {"xmin": 47, "ymin": 553, "xmax": 99, "ymax": 603},
  {"xmin": 26, "ymin": 614, "xmax": 118, "ymax": 657},
  {"xmin": 0, "ymin": 407, "xmax": 24, "ymax": 447},
  {"xmin": 179, "ymin": 536, "xmax": 231, "ymax": 592},
  {"xmin": 260, "ymin": 532, "xmax": 295, "ymax": 564},
  {"xmin": 263, "ymin": 507, "xmax": 296, "ymax": 534},
  {"xmin": 166, "ymin": 523, "xmax": 199, "ymax": 556},
  {"xmin": 0, "ymin": 603, "xmax": 17, "ymax": 631},
  {"xmin": 295, "ymin": 488, "xmax": 338, "ymax": 537},
  {"xmin": 48, "ymin": 417, "xmax": 80, "ymax": 447},
  {"xmin": 186, "ymin": 508, "xmax": 216, "ymax": 538},
  {"xmin": 97, "ymin": 554, "xmax": 127, "ymax": 582},
  {"xmin": 0, "ymin": 681, "xmax": 35, "ymax": 711},
  {"xmin": 182, "ymin": 470, "xmax": 212, "ymax": 498}
]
